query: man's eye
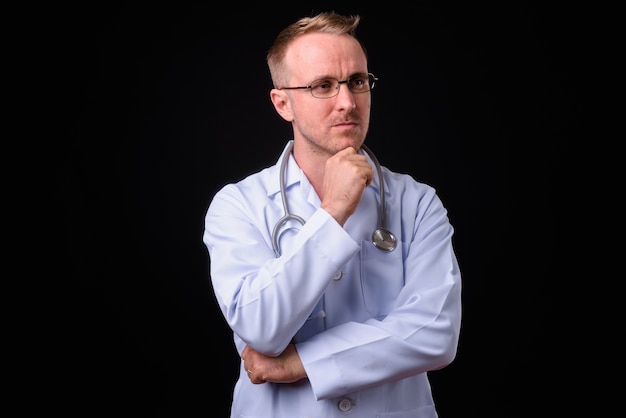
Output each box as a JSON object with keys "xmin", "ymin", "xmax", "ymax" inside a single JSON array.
[{"xmin": 313, "ymin": 80, "xmax": 334, "ymax": 90}]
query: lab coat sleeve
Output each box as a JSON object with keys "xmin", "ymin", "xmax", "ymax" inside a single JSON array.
[
  {"xmin": 296, "ymin": 186, "xmax": 462, "ymax": 400},
  {"xmin": 204, "ymin": 182, "xmax": 361, "ymax": 356}
]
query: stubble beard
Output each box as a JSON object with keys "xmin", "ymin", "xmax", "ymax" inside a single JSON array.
[{"xmin": 304, "ymin": 118, "xmax": 369, "ymax": 157}]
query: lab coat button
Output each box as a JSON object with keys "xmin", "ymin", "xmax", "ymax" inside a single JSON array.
[
  {"xmin": 333, "ymin": 271, "xmax": 343, "ymax": 281},
  {"xmin": 337, "ymin": 398, "xmax": 352, "ymax": 411}
]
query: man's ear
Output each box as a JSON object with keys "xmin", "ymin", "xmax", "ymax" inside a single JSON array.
[{"xmin": 269, "ymin": 89, "xmax": 294, "ymax": 122}]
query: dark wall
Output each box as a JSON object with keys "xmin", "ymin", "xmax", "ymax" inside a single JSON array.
[{"xmin": 56, "ymin": 2, "xmax": 578, "ymax": 416}]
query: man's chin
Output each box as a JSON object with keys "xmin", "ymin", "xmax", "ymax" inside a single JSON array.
[{"xmin": 336, "ymin": 138, "xmax": 365, "ymax": 152}]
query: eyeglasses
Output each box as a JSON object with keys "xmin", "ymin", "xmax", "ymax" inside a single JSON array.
[{"xmin": 280, "ymin": 73, "xmax": 377, "ymax": 99}]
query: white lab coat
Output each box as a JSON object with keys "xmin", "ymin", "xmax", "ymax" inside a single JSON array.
[{"xmin": 203, "ymin": 141, "xmax": 462, "ymax": 417}]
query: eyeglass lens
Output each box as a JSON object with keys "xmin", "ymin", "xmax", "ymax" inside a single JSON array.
[{"xmin": 310, "ymin": 74, "xmax": 376, "ymax": 98}]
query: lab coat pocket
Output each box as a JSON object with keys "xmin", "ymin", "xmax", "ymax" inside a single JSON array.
[
  {"xmin": 376, "ymin": 404, "xmax": 438, "ymax": 417},
  {"xmin": 360, "ymin": 240, "xmax": 405, "ymax": 319}
]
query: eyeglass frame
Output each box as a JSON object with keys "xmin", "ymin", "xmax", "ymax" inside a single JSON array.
[{"xmin": 278, "ymin": 73, "xmax": 378, "ymax": 99}]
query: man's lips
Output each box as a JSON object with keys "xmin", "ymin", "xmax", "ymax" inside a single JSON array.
[{"xmin": 332, "ymin": 120, "xmax": 359, "ymax": 128}]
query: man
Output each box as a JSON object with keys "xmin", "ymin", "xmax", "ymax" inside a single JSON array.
[{"xmin": 203, "ymin": 11, "xmax": 462, "ymax": 417}]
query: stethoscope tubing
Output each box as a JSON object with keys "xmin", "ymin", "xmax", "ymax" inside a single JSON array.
[{"xmin": 271, "ymin": 142, "xmax": 396, "ymax": 257}]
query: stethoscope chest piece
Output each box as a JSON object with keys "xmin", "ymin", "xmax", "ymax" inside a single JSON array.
[{"xmin": 372, "ymin": 227, "xmax": 397, "ymax": 252}]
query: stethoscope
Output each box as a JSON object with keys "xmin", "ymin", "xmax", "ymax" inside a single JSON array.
[{"xmin": 271, "ymin": 141, "xmax": 397, "ymax": 257}]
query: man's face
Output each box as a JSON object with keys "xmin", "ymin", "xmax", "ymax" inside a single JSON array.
[{"xmin": 283, "ymin": 32, "xmax": 371, "ymax": 157}]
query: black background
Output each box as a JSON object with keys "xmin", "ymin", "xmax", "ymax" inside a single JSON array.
[{"xmin": 53, "ymin": 1, "xmax": 580, "ymax": 416}]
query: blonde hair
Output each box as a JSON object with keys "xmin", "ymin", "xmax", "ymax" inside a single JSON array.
[{"xmin": 266, "ymin": 12, "xmax": 367, "ymax": 88}]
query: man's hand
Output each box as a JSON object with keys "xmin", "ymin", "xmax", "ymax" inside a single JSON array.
[
  {"xmin": 321, "ymin": 147, "xmax": 374, "ymax": 226},
  {"xmin": 242, "ymin": 344, "xmax": 306, "ymax": 385}
]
